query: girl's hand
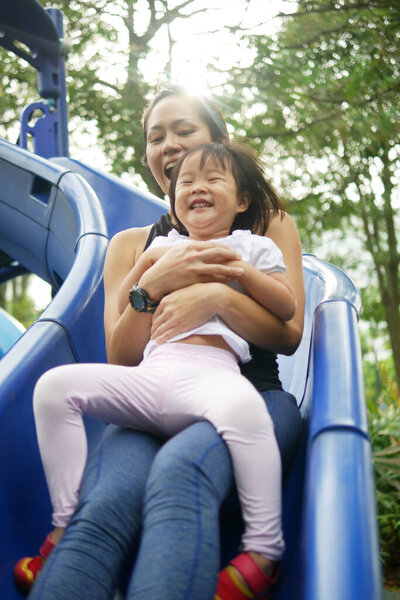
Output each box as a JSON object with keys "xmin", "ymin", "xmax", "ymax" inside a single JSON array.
[
  {"xmin": 151, "ymin": 282, "xmax": 222, "ymax": 342},
  {"xmin": 139, "ymin": 241, "xmax": 244, "ymax": 301}
]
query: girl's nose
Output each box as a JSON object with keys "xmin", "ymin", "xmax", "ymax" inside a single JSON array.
[{"xmin": 191, "ymin": 182, "xmax": 206, "ymax": 194}]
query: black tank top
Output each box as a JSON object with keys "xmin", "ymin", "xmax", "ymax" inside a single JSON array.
[{"xmin": 144, "ymin": 214, "xmax": 283, "ymax": 392}]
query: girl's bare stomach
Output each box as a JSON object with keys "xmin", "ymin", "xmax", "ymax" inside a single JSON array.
[{"xmin": 174, "ymin": 334, "xmax": 239, "ymax": 360}]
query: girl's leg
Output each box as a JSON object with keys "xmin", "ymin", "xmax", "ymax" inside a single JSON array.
[
  {"xmin": 127, "ymin": 421, "xmax": 233, "ymax": 600},
  {"xmin": 33, "ymin": 360, "xmax": 167, "ymax": 528},
  {"xmin": 29, "ymin": 426, "xmax": 162, "ymax": 600},
  {"xmin": 219, "ymin": 389, "xmax": 302, "ymax": 565},
  {"xmin": 200, "ymin": 370, "xmax": 285, "ymax": 561},
  {"xmin": 145, "ymin": 345, "xmax": 284, "ymax": 561}
]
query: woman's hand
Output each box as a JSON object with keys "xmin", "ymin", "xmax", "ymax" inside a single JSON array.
[
  {"xmin": 139, "ymin": 241, "xmax": 244, "ymax": 301},
  {"xmin": 151, "ymin": 282, "xmax": 221, "ymax": 343}
]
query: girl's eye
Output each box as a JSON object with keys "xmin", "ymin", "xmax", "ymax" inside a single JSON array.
[{"xmin": 149, "ymin": 136, "xmax": 163, "ymax": 144}]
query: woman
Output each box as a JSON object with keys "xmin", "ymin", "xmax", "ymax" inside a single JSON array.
[{"xmin": 26, "ymin": 85, "xmax": 305, "ymax": 600}]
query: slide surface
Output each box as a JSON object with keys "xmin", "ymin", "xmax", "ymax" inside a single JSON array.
[{"xmin": 0, "ymin": 142, "xmax": 382, "ymax": 599}]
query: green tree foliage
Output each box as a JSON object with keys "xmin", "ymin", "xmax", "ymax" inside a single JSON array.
[
  {"xmin": 0, "ymin": 275, "xmax": 42, "ymax": 328},
  {"xmin": 365, "ymin": 357, "xmax": 400, "ymax": 583},
  {"xmin": 224, "ymin": 0, "xmax": 400, "ymax": 387},
  {"xmin": 0, "ymin": 0, "xmax": 235, "ymax": 197}
]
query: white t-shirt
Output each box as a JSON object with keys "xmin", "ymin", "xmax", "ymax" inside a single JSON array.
[{"xmin": 144, "ymin": 229, "xmax": 286, "ymax": 363}]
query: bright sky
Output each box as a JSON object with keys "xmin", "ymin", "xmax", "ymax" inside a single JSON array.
[
  {"xmin": 69, "ymin": 0, "xmax": 294, "ymax": 178},
  {"xmin": 154, "ymin": 0, "xmax": 292, "ymax": 93},
  {"xmin": 135, "ymin": 0, "xmax": 293, "ymax": 95}
]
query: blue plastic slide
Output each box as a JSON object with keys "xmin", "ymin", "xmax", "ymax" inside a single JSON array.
[{"xmin": 0, "ymin": 1, "xmax": 382, "ymax": 598}]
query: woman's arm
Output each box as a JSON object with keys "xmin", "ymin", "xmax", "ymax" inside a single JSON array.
[
  {"xmin": 104, "ymin": 228, "xmax": 247, "ymax": 366},
  {"xmin": 151, "ymin": 213, "xmax": 305, "ymax": 355},
  {"xmin": 104, "ymin": 227, "xmax": 154, "ymax": 366}
]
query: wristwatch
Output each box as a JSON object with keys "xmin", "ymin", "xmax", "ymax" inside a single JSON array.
[{"xmin": 129, "ymin": 283, "xmax": 159, "ymax": 313}]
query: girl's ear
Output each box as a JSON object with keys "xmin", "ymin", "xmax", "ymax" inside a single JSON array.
[{"xmin": 237, "ymin": 191, "xmax": 251, "ymax": 213}]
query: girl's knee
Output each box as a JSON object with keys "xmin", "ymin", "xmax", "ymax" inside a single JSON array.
[
  {"xmin": 33, "ymin": 365, "xmax": 76, "ymax": 418},
  {"xmin": 210, "ymin": 389, "xmax": 273, "ymax": 437}
]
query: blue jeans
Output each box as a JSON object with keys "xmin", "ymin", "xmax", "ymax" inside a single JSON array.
[{"xmin": 28, "ymin": 390, "xmax": 302, "ymax": 600}]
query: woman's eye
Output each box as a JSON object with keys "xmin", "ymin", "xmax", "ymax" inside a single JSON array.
[{"xmin": 179, "ymin": 129, "xmax": 195, "ymax": 137}]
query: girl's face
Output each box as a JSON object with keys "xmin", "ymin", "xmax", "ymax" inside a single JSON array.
[
  {"xmin": 174, "ymin": 152, "xmax": 249, "ymax": 240},
  {"xmin": 145, "ymin": 95, "xmax": 212, "ymax": 195}
]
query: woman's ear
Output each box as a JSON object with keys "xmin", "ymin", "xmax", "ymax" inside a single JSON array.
[{"xmin": 237, "ymin": 191, "xmax": 251, "ymax": 213}]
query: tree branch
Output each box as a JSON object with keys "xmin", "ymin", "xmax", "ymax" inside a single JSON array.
[{"xmin": 274, "ymin": 1, "xmax": 396, "ymax": 20}]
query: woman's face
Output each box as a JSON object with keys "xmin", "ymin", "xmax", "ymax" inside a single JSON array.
[{"xmin": 145, "ymin": 95, "xmax": 213, "ymax": 195}]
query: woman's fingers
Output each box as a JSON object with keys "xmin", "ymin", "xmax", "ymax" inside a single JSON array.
[
  {"xmin": 139, "ymin": 243, "xmax": 243, "ymax": 297},
  {"xmin": 187, "ymin": 262, "xmax": 244, "ymax": 282},
  {"xmin": 188, "ymin": 242, "xmax": 241, "ymax": 263},
  {"xmin": 159, "ymin": 241, "xmax": 241, "ymax": 268},
  {"xmin": 150, "ymin": 284, "xmax": 218, "ymax": 341}
]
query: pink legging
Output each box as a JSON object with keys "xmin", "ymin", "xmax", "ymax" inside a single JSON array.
[{"xmin": 33, "ymin": 343, "xmax": 284, "ymax": 560}]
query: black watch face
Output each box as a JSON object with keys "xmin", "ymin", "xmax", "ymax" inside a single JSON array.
[
  {"xmin": 130, "ymin": 287, "xmax": 147, "ymax": 311},
  {"xmin": 134, "ymin": 291, "xmax": 146, "ymax": 311},
  {"xmin": 129, "ymin": 286, "xmax": 158, "ymax": 312}
]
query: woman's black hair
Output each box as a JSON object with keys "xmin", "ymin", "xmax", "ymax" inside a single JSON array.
[
  {"xmin": 169, "ymin": 142, "xmax": 282, "ymax": 236},
  {"xmin": 142, "ymin": 84, "xmax": 229, "ymax": 165}
]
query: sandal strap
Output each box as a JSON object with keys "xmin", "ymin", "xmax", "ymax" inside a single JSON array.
[
  {"xmin": 230, "ymin": 553, "xmax": 279, "ymax": 598},
  {"xmin": 39, "ymin": 534, "xmax": 56, "ymax": 559}
]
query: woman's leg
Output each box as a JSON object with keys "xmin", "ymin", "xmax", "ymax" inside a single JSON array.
[
  {"xmin": 29, "ymin": 425, "xmax": 162, "ymax": 600},
  {"xmin": 263, "ymin": 389, "xmax": 303, "ymax": 478},
  {"xmin": 127, "ymin": 422, "xmax": 233, "ymax": 600},
  {"xmin": 127, "ymin": 386, "xmax": 302, "ymax": 600}
]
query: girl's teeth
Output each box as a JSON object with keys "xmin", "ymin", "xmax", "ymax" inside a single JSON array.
[{"xmin": 191, "ymin": 202, "xmax": 211, "ymax": 209}]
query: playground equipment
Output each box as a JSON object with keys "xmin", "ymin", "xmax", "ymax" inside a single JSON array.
[{"xmin": 0, "ymin": 2, "xmax": 382, "ymax": 598}]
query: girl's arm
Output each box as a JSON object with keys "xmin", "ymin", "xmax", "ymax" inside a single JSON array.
[
  {"xmin": 236, "ymin": 262, "xmax": 297, "ymax": 322},
  {"xmin": 151, "ymin": 213, "xmax": 305, "ymax": 355}
]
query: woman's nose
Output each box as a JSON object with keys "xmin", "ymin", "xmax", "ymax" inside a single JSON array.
[{"xmin": 162, "ymin": 134, "xmax": 181, "ymax": 155}]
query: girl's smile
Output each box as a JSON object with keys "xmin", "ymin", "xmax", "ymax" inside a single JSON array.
[{"xmin": 174, "ymin": 152, "xmax": 249, "ymax": 240}]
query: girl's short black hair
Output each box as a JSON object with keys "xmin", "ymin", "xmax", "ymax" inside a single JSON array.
[
  {"xmin": 142, "ymin": 84, "xmax": 229, "ymax": 165},
  {"xmin": 169, "ymin": 142, "xmax": 282, "ymax": 235}
]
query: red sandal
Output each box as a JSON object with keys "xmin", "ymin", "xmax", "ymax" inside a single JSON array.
[
  {"xmin": 214, "ymin": 553, "xmax": 280, "ymax": 600},
  {"xmin": 14, "ymin": 534, "xmax": 56, "ymax": 592}
]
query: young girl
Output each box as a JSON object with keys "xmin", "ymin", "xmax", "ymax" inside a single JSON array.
[{"xmin": 18, "ymin": 142, "xmax": 296, "ymax": 599}]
